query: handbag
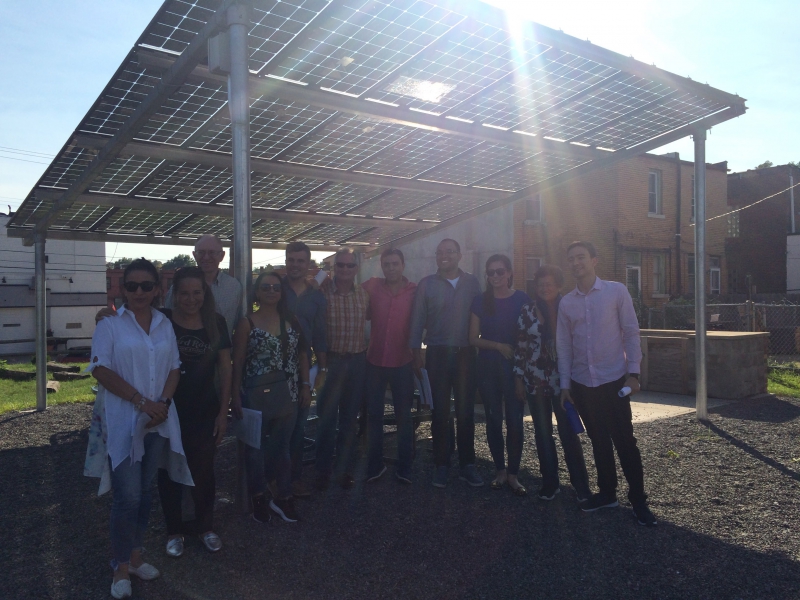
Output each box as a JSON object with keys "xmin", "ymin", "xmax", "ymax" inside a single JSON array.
[{"xmin": 242, "ymin": 317, "xmax": 296, "ymax": 420}]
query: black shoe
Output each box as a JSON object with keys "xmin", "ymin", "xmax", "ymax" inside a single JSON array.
[
  {"xmin": 580, "ymin": 493, "xmax": 619, "ymax": 512},
  {"xmin": 270, "ymin": 497, "xmax": 300, "ymax": 523},
  {"xmin": 252, "ymin": 495, "xmax": 272, "ymax": 523},
  {"xmin": 537, "ymin": 485, "xmax": 561, "ymax": 501},
  {"xmin": 632, "ymin": 501, "xmax": 657, "ymax": 526}
]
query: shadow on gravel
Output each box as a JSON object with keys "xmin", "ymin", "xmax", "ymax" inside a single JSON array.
[
  {"xmin": 702, "ymin": 420, "xmax": 800, "ymax": 483},
  {"xmin": 1, "ymin": 405, "xmax": 799, "ymax": 600},
  {"xmin": 711, "ymin": 395, "xmax": 800, "ymax": 423}
]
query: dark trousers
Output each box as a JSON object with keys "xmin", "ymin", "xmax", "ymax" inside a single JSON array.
[
  {"xmin": 527, "ymin": 387, "xmax": 590, "ymax": 497},
  {"xmin": 571, "ymin": 376, "xmax": 646, "ymax": 504},
  {"xmin": 158, "ymin": 417, "xmax": 217, "ymax": 536},
  {"xmin": 478, "ymin": 358, "xmax": 523, "ymax": 475},
  {"xmin": 289, "ymin": 402, "xmax": 310, "ymax": 482},
  {"xmin": 365, "ymin": 361, "xmax": 414, "ymax": 478},
  {"xmin": 245, "ymin": 406, "xmax": 297, "ymax": 499},
  {"xmin": 315, "ymin": 352, "xmax": 367, "ymax": 476},
  {"xmin": 426, "ymin": 345, "xmax": 476, "ymax": 468}
]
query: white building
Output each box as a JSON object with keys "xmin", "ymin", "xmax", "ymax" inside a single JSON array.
[{"xmin": 0, "ymin": 215, "xmax": 107, "ymax": 356}]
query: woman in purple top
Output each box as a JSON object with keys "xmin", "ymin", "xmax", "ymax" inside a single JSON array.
[{"xmin": 469, "ymin": 254, "xmax": 530, "ymax": 495}]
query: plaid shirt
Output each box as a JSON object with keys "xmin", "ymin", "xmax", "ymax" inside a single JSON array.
[{"xmin": 323, "ymin": 279, "xmax": 369, "ymax": 354}]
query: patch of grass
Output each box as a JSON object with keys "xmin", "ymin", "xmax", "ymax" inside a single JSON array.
[
  {"xmin": 768, "ymin": 369, "xmax": 800, "ymax": 398},
  {"xmin": 0, "ymin": 363, "xmax": 95, "ymax": 414}
]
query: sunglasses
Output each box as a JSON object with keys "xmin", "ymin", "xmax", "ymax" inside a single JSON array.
[
  {"xmin": 258, "ymin": 283, "xmax": 282, "ymax": 292},
  {"xmin": 486, "ymin": 268, "xmax": 507, "ymax": 277},
  {"xmin": 123, "ymin": 281, "xmax": 157, "ymax": 293},
  {"xmin": 335, "ymin": 262, "xmax": 358, "ymax": 269}
]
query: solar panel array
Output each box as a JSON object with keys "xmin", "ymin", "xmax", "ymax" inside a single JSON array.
[{"xmin": 9, "ymin": 0, "xmax": 745, "ymax": 250}]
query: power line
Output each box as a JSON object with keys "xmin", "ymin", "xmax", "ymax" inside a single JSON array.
[
  {"xmin": 0, "ymin": 146, "xmax": 55, "ymax": 159},
  {"xmin": 0, "ymin": 154, "xmax": 51, "ymax": 166},
  {"xmin": 691, "ymin": 180, "xmax": 800, "ymax": 225}
]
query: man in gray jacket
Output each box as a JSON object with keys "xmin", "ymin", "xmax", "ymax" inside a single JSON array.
[{"xmin": 410, "ymin": 239, "xmax": 483, "ymax": 489}]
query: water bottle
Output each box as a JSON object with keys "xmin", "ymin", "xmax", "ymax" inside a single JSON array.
[{"xmin": 618, "ymin": 386, "xmax": 632, "ymax": 398}]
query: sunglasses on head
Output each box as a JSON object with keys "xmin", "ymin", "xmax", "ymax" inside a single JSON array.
[
  {"xmin": 123, "ymin": 281, "xmax": 157, "ymax": 293},
  {"xmin": 259, "ymin": 283, "xmax": 282, "ymax": 292},
  {"xmin": 486, "ymin": 268, "xmax": 507, "ymax": 277},
  {"xmin": 335, "ymin": 262, "xmax": 358, "ymax": 269}
]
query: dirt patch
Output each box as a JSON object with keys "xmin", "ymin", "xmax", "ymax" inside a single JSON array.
[{"xmin": 0, "ymin": 397, "xmax": 798, "ymax": 599}]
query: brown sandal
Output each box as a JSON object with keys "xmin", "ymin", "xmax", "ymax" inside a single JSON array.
[{"xmin": 511, "ymin": 484, "xmax": 527, "ymax": 497}]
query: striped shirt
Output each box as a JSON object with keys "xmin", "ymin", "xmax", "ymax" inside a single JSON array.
[{"xmin": 323, "ymin": 279, "xmax": 369, "ymax": 354}]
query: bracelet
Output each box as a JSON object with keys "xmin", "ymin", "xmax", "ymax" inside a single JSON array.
[
  {"xmin": 301, "ymin": 381, "xmax": 311, "ymax": 387},
  {"xmin": 129, "ymin": 391, "xmax": 139, "ymax": 402},
  {"xmin": 320, "ymin": 367, "xmax": 328, "ymax": 372},
  {"xmin": 135, "ymin": 396, "xmax": 147, "ymax": 411}
]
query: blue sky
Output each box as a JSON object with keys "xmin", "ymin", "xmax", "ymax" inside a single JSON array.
[{"xmin": 1, "ymin": 0, "xmax": 796, "ymax": 262}]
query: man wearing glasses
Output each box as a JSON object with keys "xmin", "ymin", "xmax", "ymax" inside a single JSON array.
[
  {"xmin": 282, "ymin": 242, "xmax": 328, "ymax": 499},
  {"xmin": 314, "ymin": 247, "xmax": 370, "ymax": 491},
  {"xmin": 410, "ymin": 239, "xmax": 483, "ymax": 489},
  {"xmin": 164, "ymin": 234, "xmax": 243, "ymax": 338}
]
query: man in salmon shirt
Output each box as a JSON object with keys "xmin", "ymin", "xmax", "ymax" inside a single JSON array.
[{"xmin": 362, "ymin": 248, "xmax": 418, "ymax": 484}]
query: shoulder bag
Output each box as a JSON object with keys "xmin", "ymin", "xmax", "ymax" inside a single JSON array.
[{"xmin": 242, "ymin": 317, "xmax": 296, "ymax": 420}]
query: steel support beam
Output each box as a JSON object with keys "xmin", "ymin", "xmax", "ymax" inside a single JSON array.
[
  {"xmin": 33, "ymin": 189, "xmax": 436, "ymax": 229},
  {"xmin": 366, "ymin": 105, "xmax": 744, "ymax": 257},
  {"xmin": 7, "ymin": 226, "xmax": 342, "ymax": 251},
  {"xmin": 34, "ymin": 232, "xmax": 47, "ymax": 412},
  {"xmin": 693, "ymin": 129, "xmax": 708, "ymax": 420},
  {"xmin": 228, "ymin": 5, "xmax": 253, "ymax": 324},
  {"xmin": 26, "ymin": 1, "xmax": 238, "ymax": 243},
  {"xmin": 73, "ymin": 134, "xmax": 508, "ymax": 202}
]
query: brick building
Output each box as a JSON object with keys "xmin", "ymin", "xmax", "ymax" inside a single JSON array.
[
  {"xmin": 726, "ymin": 164, "xmax": 800, "ymax": 294},
  {"xmin": 513, "ymin": 152, "xmax": 729, "ymax": 308}
]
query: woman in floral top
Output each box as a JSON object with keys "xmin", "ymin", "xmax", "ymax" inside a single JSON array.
[
  {"xmin": 513, "ymin": 265, "xmax": 591, "ymax": 502},
  {"xmin": 232, "ymin": 271, "xmax": 311, "ymax": 524}
]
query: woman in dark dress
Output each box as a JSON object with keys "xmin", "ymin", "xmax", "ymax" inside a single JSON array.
[
  {"xmin": 469, "ymin": 254, "xmax": 531, "ymax": 495},
  {"xmin": 156, "ymin": 267, "xmax": 232, "ymax": 557},
  {"xmin": 513, "ymin": 264, "xmax": 591, "ymax": 502}
]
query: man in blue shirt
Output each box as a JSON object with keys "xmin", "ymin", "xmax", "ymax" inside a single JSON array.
[
  {"xmin": 410, "ymin": 239, "xmax": 483, "ymax": 489},
  {"xmin": 282, "ymin": 242, "xmax": 328, "ymax": 498}
]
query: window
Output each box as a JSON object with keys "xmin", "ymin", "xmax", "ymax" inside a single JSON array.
[
  {"xmin": 688, "ymin": 254, "xmax": 695, "ymax": 294},
  {"xmin": 727, "ymin": 212, "xmax": 740, "ymax": 237},
  {"xmin": 710, "ymin": 256, "xmax": 721, "ymax": 294},
  {"xmin": 526, "ymin": 194, "xmax": 542, "ymax": 222},
  {"xmin": 525, "ymin": 257, "xmax": 542, "ymax": 298},
  {"xmin": 65, "ymin": 323, "xmax": 82, "ymax": 329},
  {"xmin": 648, "ymin": 170, "xmax": 662, "ymax": 215},
  {"xmin": 653, "ymin": 254, "xmax": 666, "ymax": 295},
  {"xmin": 106, "ymin": 277, "xmax": 111, "ymax": 291},
  {"xmin": 626, "ymin": 252, "xmax": 641, "ymax": 298},
  {"xmin": 690, "ymin": 175, "xmax": 695, "ymax": 222}
]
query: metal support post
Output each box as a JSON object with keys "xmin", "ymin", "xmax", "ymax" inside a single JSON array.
[
  {"xmin": 227, "ymin": 4, "xmax": 252, "ymax": 514},
  {"xmin": 693, "ymin": 129, "xmax": 708, "ymax": 420},
  {"xmin": 34, "ymin": 232, "xmax": 47, "ymax": 411}
]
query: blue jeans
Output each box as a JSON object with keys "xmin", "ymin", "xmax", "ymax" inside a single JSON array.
[
  {"xmin": 527, "ymin": 386, "xmax": 591, "ymax": 497},
  {"xmin": 245, "ymin": 406, "xmax": 298, "ymax": 499},
  {"xmin": 426, "ymin": 346, "xmax": 476, "ymax": 468},
  {"xmin": 478, "ymin": 358, "xmax": 524, "ymax": 475},
  {"xmin": 315, "ymin": 352, "xmax": 367, "ymax": 476},
  {"xmin": 109, "ymin": 432, "xmax": 166, "ymax": 567},
  {"xmin": 366, "ymin": 361, "xmax": 414, "ymax": 479}
]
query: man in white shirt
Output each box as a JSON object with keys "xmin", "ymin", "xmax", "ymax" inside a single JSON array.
[{"xmin": 557, "ymin": 241, "xmax": 656, "ymax": 526}]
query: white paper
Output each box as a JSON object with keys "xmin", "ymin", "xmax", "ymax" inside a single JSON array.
[
  {"xmin": 314, "ymin": 269, "xmax": 329, "ymax": 285},
  {"xmin": 414, "ymin": 368, "xmax": 433, "ymax": 408},
  {"xmin": 309, "ymin": 364, "xmax": 319, "ymax": 389},
  {"xmin": 232, "ymin": 408, "xmax": 262, "ymax": 449}
]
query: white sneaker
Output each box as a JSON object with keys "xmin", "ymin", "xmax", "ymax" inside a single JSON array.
[
  {"xmin": 129, "ymin": 562, "xmax": 160, "ymax": 580},
  {"xmin": 110, "ymin": 578, "xmax": 132, "ymax": 599},
  {"xmin": 200, "ymin": 532, "xmax": 222, "ymax": 552},
  {"xmin": 166, "ymin": 537, "xmax": 184, "ymax": 558}
]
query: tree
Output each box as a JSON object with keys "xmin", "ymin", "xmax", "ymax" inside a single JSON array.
[
  {"xmin": 788, "ymin": 161, "xmax": 800, "ymax": 168},
  {"xmin": 106, "ymin": 257, "xmax": 134, "ymax": 269},
  {"xmin": 755, "ymin": 160, "xmax": 774, "ymax": 169},
  {"xmin": 162, "ymin": 254, "xmax": 196, "ymax": 270}
]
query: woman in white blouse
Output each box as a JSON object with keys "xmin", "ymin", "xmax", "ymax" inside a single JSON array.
[{"xmin": 85, "ymin": 259, "xmax": 188, "ymax": 600}]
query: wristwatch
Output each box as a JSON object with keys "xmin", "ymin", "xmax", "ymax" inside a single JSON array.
[{"xmin": 320, "ymin": 367, "xmax": 328, "ymax": 373}]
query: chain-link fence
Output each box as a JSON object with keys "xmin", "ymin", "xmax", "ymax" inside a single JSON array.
[{"xmin": 647, "ymin": 301, "xmax": 800, "ymax": 357}]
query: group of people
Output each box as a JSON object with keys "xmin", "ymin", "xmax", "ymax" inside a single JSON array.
[{"xmin": 86, "ymin": 234, "xmax": 656, "ymax": 600}]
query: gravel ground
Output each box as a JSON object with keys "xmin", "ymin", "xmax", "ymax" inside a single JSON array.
[{"xmin": 1, "ymin": 396, "xmax": 799, "ymax": 599}]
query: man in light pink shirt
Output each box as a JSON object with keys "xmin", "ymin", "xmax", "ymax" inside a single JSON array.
[
  {"xmin": 363, "ymin": 248, "xmax": 417, "ymax": 484},
  {"xmin": 557, "ymin": 241, "xmax": 656, "ymax": 526}
]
